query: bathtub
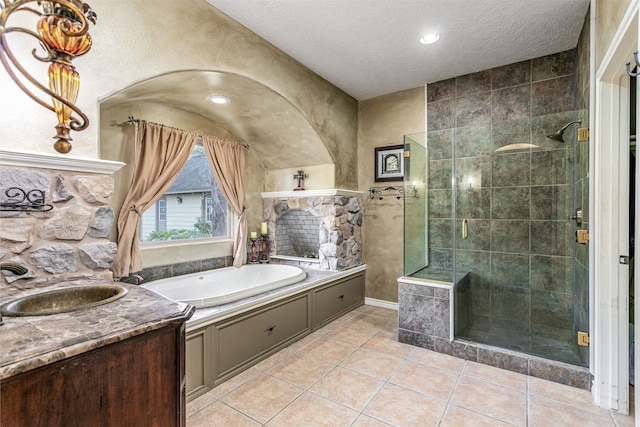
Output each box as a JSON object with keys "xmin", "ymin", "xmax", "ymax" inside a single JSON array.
[{"xmin": 142, "ymin": 264, "xmax": 306, "ymax": 308}]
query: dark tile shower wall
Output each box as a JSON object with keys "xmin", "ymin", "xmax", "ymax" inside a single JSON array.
[{"xmin": 426, "ymin": 49, "xmax": 587, "ymax": 366}]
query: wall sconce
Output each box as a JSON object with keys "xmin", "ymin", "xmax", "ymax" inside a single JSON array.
[
  {"xmin": 0, "ymin": 0, "xmax": 97, "ymax": 154},
  {"xmin": 176, "ymin": 195, "xmax": 182, "ymax": 204}
]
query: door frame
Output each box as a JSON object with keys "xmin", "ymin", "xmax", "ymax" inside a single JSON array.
[{"xmin": 592, "ymin": 0, "xmax": 638, "ymax": 412}]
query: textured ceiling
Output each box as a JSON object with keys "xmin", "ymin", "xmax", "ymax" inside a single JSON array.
[
  {"xmin": 207, "ymin": 0, "xmax": 591, "ymax": 100},
  {"xmin": 102, "ymin": 71, "xmax": 332, "ymax": 170}
]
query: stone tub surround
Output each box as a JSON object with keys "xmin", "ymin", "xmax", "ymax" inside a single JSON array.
[
  {"xmin": 0, "ymin": 277, "xmax": 194, "ymax": 380},
  {"xmin": 139, "ymin": 255, "xmax": 235, "ymax": 283},
  {"xmin": 262, "ymin": 189, "xmax": 363, "ymax": 271},
  {"xmin": 397, "ymin": 276, "xmax": 591, "ymax": 390},
  {"xmin": 0, "ymin": 156, "xmax": 123, "ymax": 284},
  {"xmin": 187, "ymin": 264, "xmax": 366, "ymax": 331}
]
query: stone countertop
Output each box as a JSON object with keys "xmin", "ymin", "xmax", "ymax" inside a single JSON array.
[{"xmin": 0, "ymin": 278, "xmax": 194, "ymax": 380}]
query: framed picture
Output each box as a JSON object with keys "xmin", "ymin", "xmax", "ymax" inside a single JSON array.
[{"xmin": 375, "ymin": 144, "xmax": 404, "ymax": 182}]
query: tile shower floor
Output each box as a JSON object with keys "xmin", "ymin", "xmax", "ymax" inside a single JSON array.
[{"xmin": 187, "ymin": 305, "xmax": 635, "ymax": 427}]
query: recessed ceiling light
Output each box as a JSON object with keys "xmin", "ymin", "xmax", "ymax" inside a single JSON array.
[
  {"xmin": 208, "ymin": 95, "xmax": 229, "ymax": 104},
  {"xmin": 420, "ymin": 33, "xmax": 440, "ymax": 45}
]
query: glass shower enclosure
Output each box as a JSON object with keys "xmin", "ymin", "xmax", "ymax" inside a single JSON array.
[{"xmin": 403, "ymin": 109, "xmax": 589, "ymax": 367}]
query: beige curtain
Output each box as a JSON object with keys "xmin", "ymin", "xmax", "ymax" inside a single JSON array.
[
  {"xmin": 202, "ymin": 135, "xmax": 247, "ymax": 267},
  {"xmin": 112, "ymin": 121, "xmax": 198, "ymax": 278}
]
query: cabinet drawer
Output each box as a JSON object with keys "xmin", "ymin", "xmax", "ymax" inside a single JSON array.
[
  {"xmin": 313, "ymin": 274, "xmax": 364, "ymax": 327},
  {"xmin": 216, "ymin": 294, "xmax": 309, "ymax": 376}
]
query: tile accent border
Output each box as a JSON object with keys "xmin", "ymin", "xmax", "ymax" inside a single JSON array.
[{"xmin": 139, "ymin": 256, "xmax": 234, "ymax": 283}]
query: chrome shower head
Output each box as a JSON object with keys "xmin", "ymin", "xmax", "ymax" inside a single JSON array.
[{"xmin": 546, "ymin": 120, "xmax": 582, "ymax": 143}]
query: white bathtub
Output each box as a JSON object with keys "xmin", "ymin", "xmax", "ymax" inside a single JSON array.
[{"xmin": 142, "ymin": 264, "xmax": 306, "ymax": 308}]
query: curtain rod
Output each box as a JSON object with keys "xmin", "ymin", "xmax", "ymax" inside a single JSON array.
[{"xmin": 126, "ymin": 116, "xmax": 250, "ymax": 149}]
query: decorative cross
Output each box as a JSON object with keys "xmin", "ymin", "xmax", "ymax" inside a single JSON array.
[{"xmin": 293, "ymin": 170, "xmax": 307, "ymax": 191}]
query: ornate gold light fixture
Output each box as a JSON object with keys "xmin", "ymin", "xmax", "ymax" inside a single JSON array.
[{"xmin": 0, "ymin": 0, "xmax": 96, "ymax": 153}]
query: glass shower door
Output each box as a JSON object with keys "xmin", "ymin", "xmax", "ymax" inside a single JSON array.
[{"xmin": 403, "ymin": 133, "xmax": 428, "ymax": 277}]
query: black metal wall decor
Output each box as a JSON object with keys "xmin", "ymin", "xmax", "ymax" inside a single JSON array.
[
  {"xmin": 0, "ymin": 187, "xmax": 53, "ymax": 212},
  {"xmin": 369, "ymin": 185, "xmax": 418, "ymax": 200}
]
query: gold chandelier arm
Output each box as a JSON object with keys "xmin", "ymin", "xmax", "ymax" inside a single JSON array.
[
  {"xmin": 0, "ymin": 0, "xmax": 95, "ymax": 152},
  {"xmin": 2, "ymin": 26, "xmax": 56, "ymax": 62},
  {"xmin": 0, "ymin": 36, "xmax": 55, "ymax": 111},
  {"xmin": 50, "ymin": 1, "xmax": 93, "ymax": 37},
  {"xmin": 0, "ymin": 33, "xmax": 88, "ymax": 130}
]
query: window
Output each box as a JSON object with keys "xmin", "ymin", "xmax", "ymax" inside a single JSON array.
[
  {"xmin": 158, "ymin": 199, "xmax": 166, "ymax": 222},
  {"xmin": 205, "ymin": 197, "xmax": 213, "ymax": 222},
  {"xmin": 140, "ymin": 145, "xmax": 229, "ymax": 242}
]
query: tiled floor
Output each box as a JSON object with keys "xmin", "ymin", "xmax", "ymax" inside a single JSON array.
[{"xmin": 187, "ymin": 305, "xmax": 635, "ymax": 427}]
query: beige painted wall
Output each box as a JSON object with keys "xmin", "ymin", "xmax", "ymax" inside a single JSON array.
[
  {"xmin": 596, "ymin": 0, "xmax": 634, "ymax": 69},
  {"xmin": 265, "ymin": 165, "xmax": 335, "ymax": 192},
  {"xmin": 358, "ymin": 87, "xmax": 425, "ymax": 302},
  {"xmin": 0, "ymin": 0, "xmax": 357, "ymax": 189},
  {"xmin": 0, "ymin": 0, "xmax": 358, "ymax": 270}
]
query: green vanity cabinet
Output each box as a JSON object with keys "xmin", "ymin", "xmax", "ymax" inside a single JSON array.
[
  {"xmin": 185, "ymin": 269, "xmax": 365, "ymax": 402},
  {"xmin": 215, "ymin": 293, "xmax": 310, "ymax": 382},
  {"xmin": 312, "ymin": 273, "xmax": 365, "ymax": 329},
  {"xmin": 185, "ymin": 325, "xmax": 213, "ymax": 400}
]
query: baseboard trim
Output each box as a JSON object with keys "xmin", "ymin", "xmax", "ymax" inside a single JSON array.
[{"xmin": 365, "ymin": 297, "xmax": 398, "ymax": 311}]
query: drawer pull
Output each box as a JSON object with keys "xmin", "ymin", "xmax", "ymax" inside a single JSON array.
[
  {"xmin": 338, "ymin": 295, "xmax": 345, "ymax": 301},
  {"xmin": 264, "ymin": 325, "xmax": 276, "ymax": 334}
]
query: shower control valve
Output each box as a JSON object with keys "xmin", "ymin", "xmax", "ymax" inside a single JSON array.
[{"xmin": 568, "ymin": 208, "xmax": 583, "ymax": 226}]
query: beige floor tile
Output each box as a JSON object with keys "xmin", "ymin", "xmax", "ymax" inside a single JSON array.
[
  {"xmin": 529, "ymin": 395, "xmax": 615, "ymax": 427},
  {"xmin": 310, "ymin": 366, "xmax": 384, "ymax": 410},
  {"xmin": 252, "ymin": 347, "xmax": 297, "ymax": 372},
  {"xmin": 364, "ymin": 382, "xmax": 446, "ymax": 426},
  {"xmin": 351, "ymin": 415, "xmax": 392, "ymax": 426},
  {"xmin": 451, "ymin": 376, "xmax": 526, "ymax": 426},
  {"xmin": 266, "ymin": 392, "xmax": 359, "ymax": 427},
  {"xmin": 286, "ymin": 329, "xmax": 324, "ymax": 351},
  {"xmin": 528, "ymin": 376, "xmax": 603, "ymax": 410},
  {"xmin": 327, "ymin": 324, "xmax": 378, "ymax": 346},
  {"xmin": 362, "ymin": 332, "xmax": 413, "ymax": 358},
  {"xmin": 300, "ymin": 335, "xmax": 358, "ymax": 363},
  {"xmin": 341, "ymin": 347, "xmax": 404, "ymax": 380},
  {"xmin": 221, "ymin": 373, "xmax": 303, "ymax": 424},
  {"xmin": 408, "ymin": 346, "xmax": 465, "ymax": 373},
  {"xmin": 362, "ymin": 306, "xmax": 398, "ymax": 321},
  {"xmin": 187, "ymin": 401, "xmax": 260, "ymax": 427},
  {"xmin": 267, "ymin": 351, "xmax": 335, "ymax": 388},
  {"xmin": 348, "ymin": 313, "xmax": 395, "ymax": 332},
  {"xmin": 186, "ymin": 392, "xmax": 217, "ymax": 418},
  {"xmin": 389, "ymin": 360, "xmax": 458, "ymax": 401},
  {"xmin": 462, "ymin": 361, "xmax": 527, "ymax": 391},
  {"xmin": 208, "ymin": 366, "xmax": 261, "ymax": 399},
  {"xmin": 440, "ymin": 405, "xmax": 514, "ymax": 427}
]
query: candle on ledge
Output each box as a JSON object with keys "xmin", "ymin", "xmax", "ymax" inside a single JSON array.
[
  {"xmin": 250, "ymin": 231, "xmax": 257, "ymax": 239},
  {"xmin": 261, "ymin": 222, "xmax": 268, "ymax": 235}
]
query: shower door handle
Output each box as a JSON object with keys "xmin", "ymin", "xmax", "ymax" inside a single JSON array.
[
  {"xmin": 568, "ymin": 208, "xmax": 583, "ymax": 226},
  {"xmin": 461, "ymin": 219, "xmax": 468, "ymax": 240}
]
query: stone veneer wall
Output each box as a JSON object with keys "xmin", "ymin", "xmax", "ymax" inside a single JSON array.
[
  {"xmin": 0, "ymin": 167, "xmax": 117, "ymax": 287},
  {"xmin": 263, "ymin": 195, "xmax": 362, "ymax": 270}
]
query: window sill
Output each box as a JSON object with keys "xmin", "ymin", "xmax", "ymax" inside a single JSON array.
[{"xmin": 141, "ymin": 239, "xmax": 234, "ymax": 268}]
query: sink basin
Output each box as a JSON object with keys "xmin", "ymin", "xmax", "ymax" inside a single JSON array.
[{"xmin": 0, "ymin": 285, "xmax": 128, "ymax": 316}]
